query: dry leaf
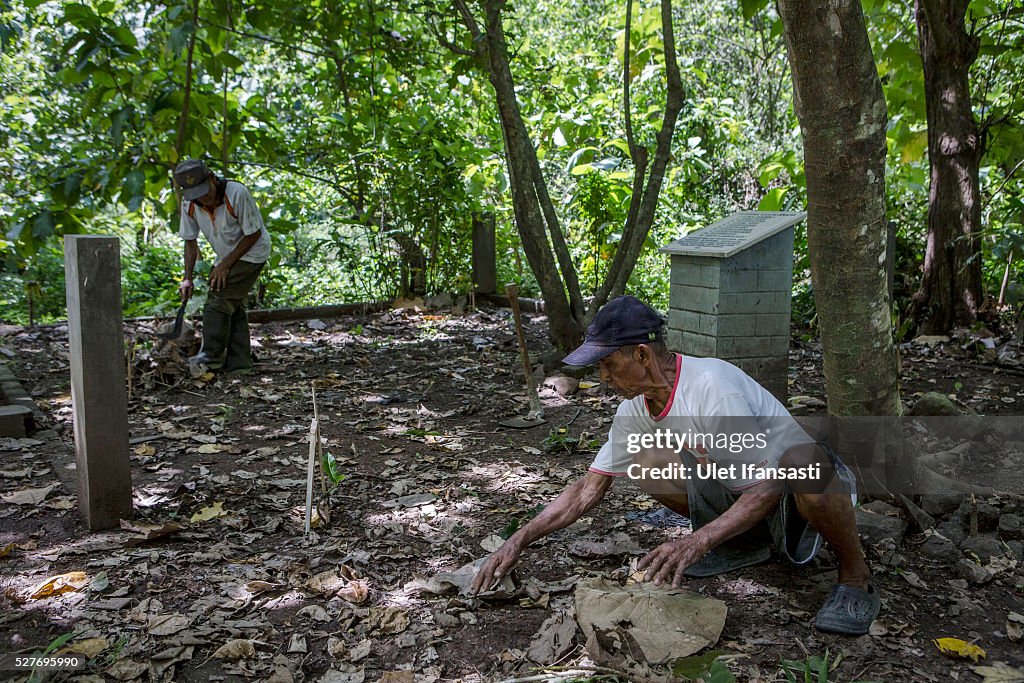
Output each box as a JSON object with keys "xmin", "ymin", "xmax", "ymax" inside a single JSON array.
[
  {"xmin": 2, "ymin": 483, "xmax": 57, "ymax": 505},
  {"xmin": 0, "ymin": 542, "xmax": 16, "ymax": 559},
  {"xmin": 575, "ymin": 577, "xmax": 727, "ymax": 664},
  {"xmin": 197, "ymin": 443, "xmax": 224, "ymax": 454},
  {"xmin": 212, "ymin": 639, "xmax": 256, "ymax": 660},
  {"xmin": 190, "ymin": 501, "xmax": 226, "ymax": 523},
  {"xmin": 339, "ymin": 579, "xmax": 370, "ymax": 604},
  {"xmin": 369, "ymin": 607, "xmax": 409, "ymax": 634},
  {"xmin": 106, "ymin": 659, "xmax": 147, "ymax": 681},
  {"xmin": 120, "ymin": 519, "xmax": 185, "ymax": 542},
  {"xmin": 133, "ymin": 443, "xmax": 156, "ymax": 456},
  {"xmin": 29, "ymin": 571, "xmax": 89, "ymax": 600},
  {"xmin": 148, "ymin": 613, "xmax": 189, "ymax": 636},
  {"xmin": 61, "ymin": 637, "xmax": 109, "ymax": 659},
  {"xmin": 349, "ymin": 639, "xmax": 372, "ymax": 662},
  {"xmin": 971, "ymin": 663, "xmax": 1024, "ymax": 683},
  {"xmin": 379, "ymin": 672, "xmax": 414, "ymax": 683},
  {"xmin": 935, "ymin": 637, "xmax": 986, "ymax": 662}
]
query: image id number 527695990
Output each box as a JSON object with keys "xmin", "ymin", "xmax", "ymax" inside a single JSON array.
[{"xmin": 0, "ymin": 654, "xmax": 86, "ymax": 672}]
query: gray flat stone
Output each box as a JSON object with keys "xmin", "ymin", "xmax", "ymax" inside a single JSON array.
[
  {"xmin": 955, "ymin": 558, "xmax": 992, "ymax": 585},
  {"xmin": 999, "ymin": 513, "xmax": 1022, "ymax": 541},
  {"xmin": 919, "ymin": 535, "xmax": 957, "ymax": 563},
  {"xmin": 542, "ymin": 375, "xmax": 579, "ymax": 397},
  {"xmin": 0, "ymin": 404, "xmax": 31, "ymax": 438},
  {"xmin": 921, "ymin": 493, "xmax": 965, "ymax": 518},
  {"xmin": 856, "ymin": 508, "xmax": 908, "ymax": 546},
  {"xmin": 937, "ymin": 519, "xmax": 967, "ymax": 547},
  {"xmin": 960, "ymin": 534, "xmax": 1004, "ymax": 563}
]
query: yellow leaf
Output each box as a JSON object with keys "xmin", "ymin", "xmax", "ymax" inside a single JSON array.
[
  {"xmin": 190, "ymin": 501, "xmax": 226, "ymax": 523},
  {"xmin": 29, "ymin": 571, "xmax": 89, "ymax": 600},
  {"xmin": 133, "ymin": 443, "xmax": 156, "ymax": 456},
  {"xmin": 579, "ymin": 381, "xmax": 598, "ymax": 389},
  {"xmin": 197, "ymin": 443, "xmax": 223, "ymax": 454},
  {"xmin": 935, "ymin": 637, "xmax": 986, "ymax": 662},
  {"xmin": 61, "ymin": 637, "xmax": 109, "ymax": 658},
  {"xmin": 0, "ymin": 542, "xmax": 15, "ymax": 559}
]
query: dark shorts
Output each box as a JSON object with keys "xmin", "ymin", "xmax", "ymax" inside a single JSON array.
[{"xmin": 684, "ymin": 442, "xmax": 857, "ymax": 565}]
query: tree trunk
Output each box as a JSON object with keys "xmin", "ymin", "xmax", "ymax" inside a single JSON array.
[
  {"xmin": 451, "ymin": 0, "xmax": 683, "ymax": 349},
  {"xmin": 471, "ymin": 0, "xmax": 583, "ymax": 349},
  {"xmin": 911, "ymin": 0, "xmax": 983, "ymax": 333},
  {"xmin": 776, "ymin": 0, "xmax": 902, "ymax": 417}
]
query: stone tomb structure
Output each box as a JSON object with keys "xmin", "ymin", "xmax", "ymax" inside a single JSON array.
[{"xmin": 659, "ymin": 211, "xmax": 806, "ymax": 401}]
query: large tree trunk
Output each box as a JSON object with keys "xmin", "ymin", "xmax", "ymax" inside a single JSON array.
[
  {"xmin": 911, "ymin": 0, "xmax": 983, "ymax": 334},
  {"xmin": 776, "ymin": 0, "xmax": 902, "ymax": 418}
]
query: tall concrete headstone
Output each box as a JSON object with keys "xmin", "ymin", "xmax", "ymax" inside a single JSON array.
[
  {"xmin": 64, "ymin": 235, "xmax": 133, "ymax": 530},
  {"xmin": 660, "ymin": 211, "xmax": 806, "ymax": 401}
]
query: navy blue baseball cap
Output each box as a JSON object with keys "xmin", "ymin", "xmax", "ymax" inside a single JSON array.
[{"xmin": 562, "ymin": 295, "xmax": 666, "ymax": 366}]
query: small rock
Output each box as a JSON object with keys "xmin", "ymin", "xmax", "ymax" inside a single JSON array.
[
  {"xmin": 1007, "ymin": 540, "xmax": 1024, "ymax": 562},
  {"xmin": 919, "ymin": 535, "xmax": 957, "ymax": 563},
  {"xmin": 538, "ymin": 349, "xmax": 564, "ymax": 374},
  {"xmin": 856, "ymin": 508, "xmax": 908, "ymax": 546},
  {"xmin": 306, "ymin": 319, "xmax": 328, "ymax": 330},
  {"xmin": 908, "ymin": 392, "xmax": 961, "ymax": 416},
  {"xmin": 432, "ymin": 611, "xmax": 460, "ymax": 628},
  {"xmin": 955, "ymin": 558, "xmax": 992, "ymax": 585},
  {"xmin": 921, "ymin": 493, "xmax": 964, "ymax": 518},
  {"xmin": 560, "ymin": 364, "xmax": 591, "ymax": 379},
  {"xmin": 542, "ymin": 375, "xmax": 579, "ymax": 397},
  {"xmin": 960, "ymin": 534, "xmax": 1004, "ymax": 562},
  {"xmin": 937, "ymin": 519, "xmax": 967, "ymax": 547},
  {"xmin": 424, "ymin": 293, "xmax": 454, "ymax": 309},
  {"xmin": 287, "ymin": 634, "xmax": 307, "ymax": 654},
  {"xmin": 999, "ymin": 513, "xmax": 1022, "ymax": 540}
]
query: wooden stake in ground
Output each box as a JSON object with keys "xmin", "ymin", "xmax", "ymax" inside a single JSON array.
[
  {"xmin": 304, "ymin": 415, "xmax": 318, "ymax": 536},
  {"xmin": 502, "ymin": 283, "xmax": 545, "ymax": 427},
  {"xmin": 64, "ymin": 235, "xmax": 133, "ymax": 530}
]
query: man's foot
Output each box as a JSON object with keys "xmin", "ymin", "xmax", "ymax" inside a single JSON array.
[
  {"xmin": 683, "ymin": 544, "xmax": 772, "ymax": 578},
  {"xmin": 188, "ymin": 352, "xmax": 223, "ymax": 371},
  {"xmin": 814, "ymin": 583, "xmax": 880, "ymax": 635}
]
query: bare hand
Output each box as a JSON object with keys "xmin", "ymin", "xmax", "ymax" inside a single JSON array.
[
  {"xmin": 637, "ymin": 536, "xmax": 709, "ymax": 588},
  {"xmin": 471, "ymin": 541, "xmax": 521, "ymax": 595},
  {"xmin": 209, "ymin": 263, "xmax": 231, "ymax": 292},
  {"xmin": 179, "ymin": 279, "xmax": 193, "ymax": 302}
]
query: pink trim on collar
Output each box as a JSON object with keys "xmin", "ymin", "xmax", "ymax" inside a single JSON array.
[{"xmin": 644, "ymin": 353, "xmax": 682, "ymax": 421}]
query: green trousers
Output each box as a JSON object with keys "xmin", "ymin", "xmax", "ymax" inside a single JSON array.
[{"xmin": 200, "ymin": 260, "xmax": 264, "ymax": 371}]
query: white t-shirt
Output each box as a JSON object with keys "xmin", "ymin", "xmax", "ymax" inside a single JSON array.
[
  {"xmin": 589, "ymin": 354, "xmax": 814, "ymax": 490},
  {"xmin": 179, "ymin": 180, "xmax": 271, "ymax": 265}
]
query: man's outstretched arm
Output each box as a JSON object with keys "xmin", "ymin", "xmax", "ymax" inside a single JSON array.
[{"xmin": 470, "ymin": 471, "xmax": 613, "ymax": 594}]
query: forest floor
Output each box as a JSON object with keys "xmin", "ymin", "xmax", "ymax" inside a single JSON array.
[{"xmin": 1, "ymin": 301, "xmax": 1023, "ymax": 683}]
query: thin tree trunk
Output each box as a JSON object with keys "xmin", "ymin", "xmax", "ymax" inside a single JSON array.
[
  {"xmin": 911, "ymin": 0, "xmax": 983, "ymax": 333},
  {"xmin": 459, "ymin": 0, "xmax": 580, "ymax": 348},
  {"xmin": 589, "ymin": 0, "xmax": 684, "ymax": 321},
  {"xmin": 776, "ymin": 0, "xmax": 902, "ymax": 417}
]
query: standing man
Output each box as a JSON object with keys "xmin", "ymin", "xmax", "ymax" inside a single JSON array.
[
  {"xmin": 174, "ymin": 159, "xmax": 271, "ymax": 374},
  {"xmin": 471, "ymin": 296, "xmax": 879, "ymax": 636}
]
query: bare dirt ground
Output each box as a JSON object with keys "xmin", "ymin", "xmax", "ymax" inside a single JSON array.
[{"xmin": 1, "ymin": 304, "xmax": 1023, "ymax": 683}]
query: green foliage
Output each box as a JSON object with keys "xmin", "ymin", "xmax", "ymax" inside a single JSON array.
[{"xmin": 1, "ymin": 0, "xmax": 1021, "ymax": 326}]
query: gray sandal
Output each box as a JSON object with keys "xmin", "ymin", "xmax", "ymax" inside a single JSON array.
[{"xmin": 814, "ymin": 584, "xmax": 880, "ymax": 635}]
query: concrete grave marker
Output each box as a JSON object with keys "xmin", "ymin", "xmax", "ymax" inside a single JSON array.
[
  {"xmin": 64, "ymin": 235, "xmax": 133, "ymax": 530},
  {"xmin": 660, "ymin": 211, "xmax": 806, "ymax": 401}
]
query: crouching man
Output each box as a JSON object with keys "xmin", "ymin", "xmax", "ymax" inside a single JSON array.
[{"xmin": 471, "ymin": 296, "xmax": 879, "ymax": 635}]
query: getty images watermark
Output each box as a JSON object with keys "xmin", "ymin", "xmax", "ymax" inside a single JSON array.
[{"xmin": 622, "ymin": 428, "xmax": 822, "ymax": 484}]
